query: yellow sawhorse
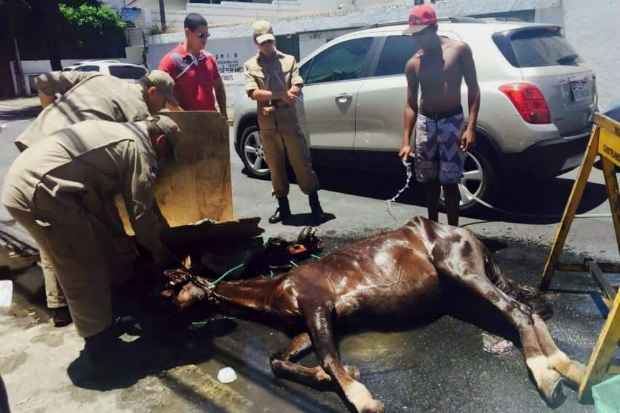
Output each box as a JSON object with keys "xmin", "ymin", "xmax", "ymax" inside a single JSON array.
[{"xmin": 540, "ymin": 113, "xmax": 620, "ymax": 399}]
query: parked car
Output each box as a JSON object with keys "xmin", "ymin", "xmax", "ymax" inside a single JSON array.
[
  {"xmin": 63, "ymin": 60, "xmax": 148, "ymax": 82},
  {"xmin": 605, "ymin": 100, "xmax": 620, "ymax": 122},
  {"xmin": 233, "ymin": 19, "xmax": 597, "ymax": 211}
]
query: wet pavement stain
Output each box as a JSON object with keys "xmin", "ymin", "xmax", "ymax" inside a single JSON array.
[
  {"xmin": 0, "ymin": 350, "xmax": 27, "ymax": 375},
  {"xmin": 5, "ymin": 306, "xmax": 42, "ymax": 330},
  {"xmin": 30, "ymin": 330, "xmax": 64, "ymax": 348},
  {"xmin": 117, "ymin": 376, "xmax": 174, "ymax": 413},
  {"xmin": 60, "ymin": 384, "xmax": 97, "ymax": 404}
]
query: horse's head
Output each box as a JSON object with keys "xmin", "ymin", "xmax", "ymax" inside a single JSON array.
[{"xmin": 160, "ymin": 268, "xmax": 215, "ymax": 311}]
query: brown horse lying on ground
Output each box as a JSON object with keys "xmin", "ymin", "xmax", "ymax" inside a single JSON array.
[{"xmin": 163, "ymin": 216, "xmax": 585, "ymax": 413}]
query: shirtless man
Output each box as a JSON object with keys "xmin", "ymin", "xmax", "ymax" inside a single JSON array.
[{"xmin": 399, "ymin": 4, "xmax": 480, "ymax": 226}]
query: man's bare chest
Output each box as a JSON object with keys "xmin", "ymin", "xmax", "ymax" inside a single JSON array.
[{"xmin": 417, "ymin": 51, "xmax": 461, "ymax": 84}]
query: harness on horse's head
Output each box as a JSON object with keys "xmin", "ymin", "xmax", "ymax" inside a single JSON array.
[{"xmin": 163, "ymin": 226, "xmax": 323, "ymax": 292}]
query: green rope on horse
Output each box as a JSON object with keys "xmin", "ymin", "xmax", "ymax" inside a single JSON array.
[{"xmin": 210, "ymin": 262, "xmax": 247, "ymax": 286}]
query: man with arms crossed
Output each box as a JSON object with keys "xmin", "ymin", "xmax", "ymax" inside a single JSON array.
[{"xmin": 399, "ymin": 4, "xmax": 480, "ymax": 226}]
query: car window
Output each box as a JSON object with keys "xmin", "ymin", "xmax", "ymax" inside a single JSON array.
[
  {"xmin": 303, "ymin": 37, "xmax": 373, "ymax": 85},
  {"xmin": 374, "ymin": 35, "xmax": 420, "ymax": 77},
  {"xmin": 77, "ymin": 65, "xmax": 99, "ymax": 72},
  {"xmin": 109, "ymin": 65, "xmax": 148, "ymax": 80},
  {"xmin": 494, "ymin": 27, "xmax": 583, "ymax": 68}
]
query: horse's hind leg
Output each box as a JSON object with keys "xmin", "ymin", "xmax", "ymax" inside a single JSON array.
[
  {"xmin": 302, "ymin": 301, "xmax": 384, "ymax": 413},
  {"xmin": 271, "ymin": 333, "xmax": 361, "ymax": 387},
  {"xmin": 532, "ymin": 314, "xmax": 586, "ymax": 384},
  {"xmin": 446, "ymin": 270, "xmax": 563, "ymax": 405}
]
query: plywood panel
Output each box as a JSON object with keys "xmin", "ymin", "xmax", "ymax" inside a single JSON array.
[{"xmin": 116, "ymin": 111, "xmax": 233, "ymax": 234}]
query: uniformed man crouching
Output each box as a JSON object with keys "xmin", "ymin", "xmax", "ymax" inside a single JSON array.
[
  {"xmin": 244, "ymin": 20, "xmax": 328, "ymax": 225},
  {"xmin": 1, "ymin": 117, "xmax": 181, "ymax": 363}
]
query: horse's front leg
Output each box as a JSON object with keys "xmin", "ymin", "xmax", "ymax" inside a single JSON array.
[{"xmin": 301, "ymin": 300, "xmax": 383, "ymax": 413}]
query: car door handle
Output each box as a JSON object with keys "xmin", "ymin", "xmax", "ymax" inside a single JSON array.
[{"xmin": 335, "ymin": 93, "xmax": 352, "ymax": 104}]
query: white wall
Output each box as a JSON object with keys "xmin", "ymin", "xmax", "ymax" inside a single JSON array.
[
  {"xmin": 145, "ymin": 0, "xmax": 356, "ymax": 29},
  {"xmin": 187, "ymin": 1, "xmax": 304, "ymax": 27}
]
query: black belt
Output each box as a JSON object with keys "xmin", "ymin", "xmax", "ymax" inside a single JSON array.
[{"xmin": 420, "ymin": 106, "xmax": 463, "ymax": 120}]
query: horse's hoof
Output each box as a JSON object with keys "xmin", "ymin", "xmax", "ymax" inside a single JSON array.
[
  {"xmin": 270, "ymin": 359, "xmax": 284, "ymax": 375},
  {"xmin": 345, "ymin": 365, "xmax": 361, "ymax": 380},
  {"xmin": 360, "ymin": 399, "xmax": 384, "ymax": 413},
  {"xmin": 542, "ymin": 374, "xmax": 565, "ymax": 407}
]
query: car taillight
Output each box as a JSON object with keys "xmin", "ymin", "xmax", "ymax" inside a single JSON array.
[{"xmin": 499, "ymin": 83, "xmax": 551, "ymax": 124}]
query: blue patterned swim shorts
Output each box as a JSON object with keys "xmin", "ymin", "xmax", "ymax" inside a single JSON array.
[{"xmin": 414, "ymin": 109, "xmax": 465, "ymax": 185}]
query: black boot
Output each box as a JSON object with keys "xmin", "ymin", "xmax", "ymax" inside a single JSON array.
[
  {"xmin": 83, "ymin": 324, "xmax": 128, "ymax": 366},
  {"xmin": 269, "ymin": 197, "xmax": 291, "ymax": 224},
  {"xmin": 52, "ymin": 306, "xmax": 72, "ymax": 327},
  {"xmin": 309, "ymin": 192, "xmax": 326, "ymax": 225}
]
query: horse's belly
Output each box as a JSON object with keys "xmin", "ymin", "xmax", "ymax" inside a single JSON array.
[{"xmin": 335, "ymin": 272, "xmax": 441, "ymax": 317}]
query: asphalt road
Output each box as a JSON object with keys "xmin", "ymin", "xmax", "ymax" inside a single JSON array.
[{"xmin": 0, "ymin": 110, "xmax": 617, "ymax": 413}]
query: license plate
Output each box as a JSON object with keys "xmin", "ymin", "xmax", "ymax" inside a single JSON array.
[{"xmin": 570, "ymin": 81, "xmax": 590, "ymax": 103}]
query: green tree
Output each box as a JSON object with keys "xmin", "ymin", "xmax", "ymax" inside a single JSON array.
[{"xmin": 59, "ymin": 1, "xmax": 127, "ymax": 58}]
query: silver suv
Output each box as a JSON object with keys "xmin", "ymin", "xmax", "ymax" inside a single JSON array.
[{"xmin": 233, "ymin": 20, "xmax": 596, "ymax": 211}]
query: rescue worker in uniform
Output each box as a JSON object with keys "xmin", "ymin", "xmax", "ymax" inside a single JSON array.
[
  {"xmin": 244, "ymin": 20, "xmax": 327, "ymax": 225},
  {"xmin": 2, "ymin": 116, "xmax": 181, "ymax": 362},
  {"xmin": 12, "ymin": 70, "xmax": 178, "ymax": 327}
]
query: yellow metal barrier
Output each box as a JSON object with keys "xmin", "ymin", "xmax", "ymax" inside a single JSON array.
[{"xmin": 541, "ymin": 113, "xmax": 620, "ymax": 399}]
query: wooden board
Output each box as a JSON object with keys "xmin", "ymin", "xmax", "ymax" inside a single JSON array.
[{"xmin": 116, "ymin": 111, "xmax": 233, "ymax": 234}]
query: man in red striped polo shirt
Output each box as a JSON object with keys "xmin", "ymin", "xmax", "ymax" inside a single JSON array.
[{"xmin": 159, "ymin": 13, "xmax": 227, "ymax": 119}]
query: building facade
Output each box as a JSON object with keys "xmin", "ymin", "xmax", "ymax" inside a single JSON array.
[{"xmin": 141, "ymin": 0, "xmax": 620, "ymax": 111}]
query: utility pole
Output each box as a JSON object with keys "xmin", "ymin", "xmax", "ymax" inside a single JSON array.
[
  {"xmin": 158, "ymin": 0, "xmax": 166, "ymax": 32},
  {"xmin": 8, "ymin": 0, "xmax": 26, "ymax": 96},
  {"xmin": 41, "ymin": 0, "xmax": 62, "ymax": 71}
]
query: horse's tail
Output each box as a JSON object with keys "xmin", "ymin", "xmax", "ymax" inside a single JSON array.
[{"xmin": 483, "ymin": 247, "xmax": 553, "ymax": 320}]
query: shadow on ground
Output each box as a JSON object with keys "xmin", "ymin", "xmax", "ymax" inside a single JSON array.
[{"xmin": 308, "ymin": 167, "xmax": 608, "ymax": 225}]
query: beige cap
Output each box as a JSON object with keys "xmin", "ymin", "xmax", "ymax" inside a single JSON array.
[
  {"xmin": 142, "ymin": 70, "xmax": 179, "ymax": 105},
  {"xmin": 253, "ymin": 20, "xmax": 275, "ymax": 44},
  {"xmin": 149, "ymin": 115, "xmax": 181, "ymax": 147}
]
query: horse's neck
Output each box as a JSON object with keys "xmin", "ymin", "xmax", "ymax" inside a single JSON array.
[{"xmin": 213, "ymin": 276, "xmax": 283, "ymax": 315}]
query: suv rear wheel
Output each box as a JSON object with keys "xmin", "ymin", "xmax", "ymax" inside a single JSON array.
[
  {"xmin": 440, "ymin": 145, "xmax": 497, "ymax": 213},
  {"xmin": 240, "ymin": 125, "xmax": 270, "ymax": 179}
]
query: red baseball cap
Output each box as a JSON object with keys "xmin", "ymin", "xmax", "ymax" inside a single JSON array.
[{"xmin": 404, "ymin": 4, "xmax": 438, "ymax": 35}]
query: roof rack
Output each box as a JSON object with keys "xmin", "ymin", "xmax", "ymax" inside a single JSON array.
[
  {"xmin": 362, "ymin": 16, "xmax": 484, "ymax": 30},
  {"xmin": 440, "ymin": 16, "xmax": 484, "ymax": 23}
]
